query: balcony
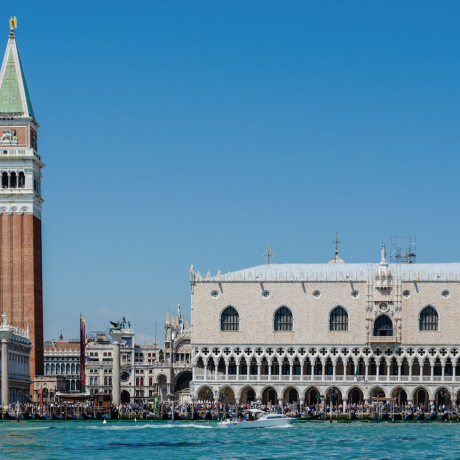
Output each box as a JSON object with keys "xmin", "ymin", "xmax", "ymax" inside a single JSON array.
[
  {"xmin": 192, "ymin": 373, "xmax": 460, "ymax": 384},
  {"xmin": 369, "ymin": 336, "xmax": 398, "ymax": 344}
]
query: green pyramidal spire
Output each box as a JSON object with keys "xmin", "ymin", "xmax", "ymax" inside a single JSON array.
[{"xmin": 0, "ymin": 29, "xmax": 35, "ymax": 119}]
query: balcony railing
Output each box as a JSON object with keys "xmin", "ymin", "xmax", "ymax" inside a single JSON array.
[
  {"xmin": 369, "ymin": 336, "xmax": 398, "ymax": 343},
  {"xmin": 192, "ymin": 374, "xmax": 459, "ymax": 384}
]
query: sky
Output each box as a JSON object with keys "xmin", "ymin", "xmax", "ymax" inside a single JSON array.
[{"xmin": 5, "ymin": 1, "xmax": 460, "ymax": 344}]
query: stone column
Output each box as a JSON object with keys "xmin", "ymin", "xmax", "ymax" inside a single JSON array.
[
  {"xmin": 408, "ymin": 362, "xmax": 412, "ymax": 381},
  {"xmin": 0, "ymin": 323, "xmax": 12, "ymax": 412},
  {"xmin": 333, "ymin": 361, "xmax": 336, "ymax": 381},
  {"xmin": 204, "ymin": 363, "xmax": 208, "ymax": 381},
  {"xmin": 376, "ymin": 360, "xmax": 380, "ymax": 379},
  {"xmin": 109, "ymin": 330, "xmax": 124, "ymax": 409},
  {"xmin": 321, "ymin": 362, "xmax": 325, "ymax": 381},
  {"xmin": 225, "ymin": 363, "xmax": 229, "ymax": 381},
  {"xmin": 268, "ymin": 361, "xmax": 272, "ymax": 380},
  {"xmin": 214, "ymin": 364, "xmax": 218, "ymax": 381},
  {"xmin": 387, "ymin": 361, "xmax": 390, "ymax": 380},
  {"xmin": 397, "ymin": 363, "xmax": 401, "ymax": 382},
  {"xmin": 365, "ymin": 363, "xmax": 369, "ymax": 381},
  {"xmin": 236, "ymin": 361, "xmax": 239, "ymax": 380},
  {"xmin": 279, "ymin": 362, "xmax": 282, "ymax": 379},
  {"xmin": 300, "ymin": 361, "xmax": 304, "ymax": 380},
  {"xmin": 420, "ymin": 362, "xmax": 423, "ymax": 379},
  {"xmin": 430, "ymin": 364, "xmax": 434, "ymax": 382},
  {"xmin": 289, "ymin": 364, "xmax": 293, "ymax": 381},
  {"xmin": 441, "ymin": 363, "xmax": 445, "ymax": 382},
  {"xmin": 257, "ymin": 362, "xmax": 261, "ymax": 381}
]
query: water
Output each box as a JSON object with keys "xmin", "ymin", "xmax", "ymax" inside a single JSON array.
[{"xmin": 0, "ymin": 420, "xmax": 458, "ymax": 459}]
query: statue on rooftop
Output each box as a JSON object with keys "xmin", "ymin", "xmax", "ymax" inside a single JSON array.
[
  {"xmin": 381, "ymin": 243, "xmax": 387, "ymax": 262},
  {"xmin": 109, "ymin": 321, "xmax": 122, "ymax": 332},
  {"xmin": 1, "ymin": 313, "xmax": 8, "ymax": 327}
]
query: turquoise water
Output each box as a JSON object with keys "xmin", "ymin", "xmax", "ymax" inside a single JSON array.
[{"xmin": 0, "ymin": 420, "xmax": 459, "ymax": 459}]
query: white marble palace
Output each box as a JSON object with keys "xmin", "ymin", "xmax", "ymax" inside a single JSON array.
[{"xmin": 189, "ymin": 245, "xmax": 460, "ymax": 408}]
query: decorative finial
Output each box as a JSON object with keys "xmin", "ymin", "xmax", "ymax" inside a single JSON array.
[
  {"xmin": 332, "ymin": 233, "xmax": 342, "ymax": 256},
  {"xmin": 9, "ymin": 16, "xmax": 17, "ymax": 33},
  {"xmin": 264, "ymin": 244, "xmax": 274, "ymax": 265}
]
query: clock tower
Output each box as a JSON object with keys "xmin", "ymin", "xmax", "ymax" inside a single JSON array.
[{"xmin": 0, "ymin": 21, "xmax": 44, "ymax": 384}]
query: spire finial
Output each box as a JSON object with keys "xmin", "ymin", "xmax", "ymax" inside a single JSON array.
[
  {"xmin": 9, "ymin": 16, "xmax": 17, "ymax": 34},
  {"xmin": 263, "ymin": 244, "xmax": 274, "ymax": 265},
  {"xmin": 332, "ymin": 232, "xmax": 342, "ymax": 256}
]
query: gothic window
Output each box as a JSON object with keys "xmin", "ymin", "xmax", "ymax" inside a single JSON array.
[
  {"xmin": 274, "ymin": 306, "xmax": 293, "ymax": 331},
  {"xmin": 149, "ymin": 377, "xmax": 153, "ymax": 386},
  {"xmin": 373, "ymin": 315, "xmax": 393, "ymax": 336},
  {"xmin": 221, "ymin": 306, "xmax": 239, "ymax": 331},
  {"xmin": 61, "ymin": 364, "xmax": 65, "ymax": 374},
  {"xmin": 330, "ymin": 306, "xmax": 348, "ymax": 331},
  {"xmin": 90, "ymin": 377, "xmax": 93, "ymax": 385},
  {"xmin": 419, "ymin": 306, "xmax": 438, "ymax": 331}
]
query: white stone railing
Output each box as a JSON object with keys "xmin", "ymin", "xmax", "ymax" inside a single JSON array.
[{"xmin": 192, "ymin": 374, "xmax": 459, "ymax": 384}]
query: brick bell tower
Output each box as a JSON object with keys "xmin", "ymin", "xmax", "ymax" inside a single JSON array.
[{"xmin": 0, "ymin": 19, "xmax": 44, "ymax": 386}]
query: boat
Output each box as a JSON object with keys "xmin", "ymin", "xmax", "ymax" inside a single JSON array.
[
  {"xmin": 219, "ymin": 409, "xmax": 294, "ymax": 428},
  {"xmin": 302, "ymin": 412, "xmax": 323, "ymax": 421},
  {"xmin": 438, "ymin": 413, "xmax": 449, "ymax": 421},
  {"xmin": 426, "ymin": 413, "xmax": 437, "ymax": 421},
  {"xmin": 416, "ymin": 413, "xmax": 425, "ymax": 421},
  {"xmin": 404, "ymin": 413, "xmax": 414, "ymax": 421}
]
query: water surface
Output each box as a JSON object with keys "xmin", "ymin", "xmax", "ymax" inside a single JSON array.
[{"xmin": 0, "ymin": 420, "xmax": 457, "ymax": 459}]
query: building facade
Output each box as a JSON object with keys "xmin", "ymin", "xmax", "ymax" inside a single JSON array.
[
  {"xmin": 85, "ymin": 330, "xmax": 163, "ymax": 403},
  {"xmin": 0, "ymin": 320, "xmax": 32, "ymax": 403},
  {"xmin": 43, "ymin": 335, "xmax": 81, "ymax": 392},
  {"xmin": 189, "ymin": 247, "xmax": 460, "ymax": 408},
  {"xmin": 0, "ymin": 25, "xmax": 44, "ymax": 384}
]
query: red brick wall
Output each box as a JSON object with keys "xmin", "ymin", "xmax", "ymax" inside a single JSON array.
[{"xmin": 0, "ymin": 213, "xmax": 43, "ymax": 387}]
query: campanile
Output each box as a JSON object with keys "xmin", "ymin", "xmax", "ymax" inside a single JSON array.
[{"xmin": 0, "ymin": 20, "xmax": 44, "ymax": 383}]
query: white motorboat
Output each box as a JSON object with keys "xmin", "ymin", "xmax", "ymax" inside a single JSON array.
[{"xmin": 219, "ymin": 409, "xmax": 294, "ymax": 428}]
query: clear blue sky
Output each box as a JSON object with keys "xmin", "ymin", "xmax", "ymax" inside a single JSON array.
[{"xmin": 7, "ymin": 1, "xmax": 460, "ymax": 343}]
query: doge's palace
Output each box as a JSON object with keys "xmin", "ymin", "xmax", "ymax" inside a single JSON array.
[{"xmin": 189, "ymin": 245, "xmax": 460, "ymax": 408}]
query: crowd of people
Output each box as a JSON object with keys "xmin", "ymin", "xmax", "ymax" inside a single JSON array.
[{"xmin": 4, "ymin": 400, "xmax": 460, "ymax": 420}]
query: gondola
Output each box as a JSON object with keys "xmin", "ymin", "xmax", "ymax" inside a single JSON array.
[
  {"xmin": 350, "ymin": 412, "xmax": 359, "ymax": 421},
  {"xmin": 382, "ymin": 413, "xmax": 390, "ymax": 421},
  {"xmin": 404, "ymin": 413, "xmax": 414, "ymax": 421},
  {"xmin": 438, "ymin": 413, "xmax": 449, "ymax": 421},
  {"xmin": 302, "ymin": 412, "xmax": 324, "ymax": 421},
  {"xmin": 52, "ymin": 414, "xmax": 64, "ymax": 420},
  {"xmin": 426, "ymin": 413, "xmax": 437, "ymax": 421},
  {"xmin": 416, "ymin": 413, "xmax": 425, "ymax": 421},
  {"xmin": 82, "ymin": 413, "xmax": 96, "ymax": 420}
]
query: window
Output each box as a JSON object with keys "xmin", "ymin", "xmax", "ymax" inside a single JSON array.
[
  {"xmin": 402, "ymin": 290, "xmax": 411, "ymax": 299},
  {"xmin": 330, "ymin": 306, "xmax": 348, "ymax": 331},
  {"xmin": 274, "ymin": 306, "xmax": 293, "ymax": 331},
  {"xmin": 45, "ymin": 364, "xmax": 50, "ymax": 374},
  {"xmin": 262, "ymin": 290, "xmax": 270, "ymax": 298},
  {"xmin": 420, "ymin": 306, "xmax": 438, "ymax": 331},
  {"xmin": 442, "ymin": 290, "xmax": 450, "ymax": 299},
  {"xmin": 373, "ymin": 315, "xmax": 393, "ymax": 336},
  {"xmin": 221, "ymin": 306, "xmax": 239, "ymax": 331},
  {"xmin": 351, "ymin": 290, "xmax": 359, "ymax": 299},
  {"xmin": 312, "ymin": 290, "xmax": 321, "ymax": 299},
  {"xmin": 211, "ymin": 290, "xmax": 219, "ymax": 299}
]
